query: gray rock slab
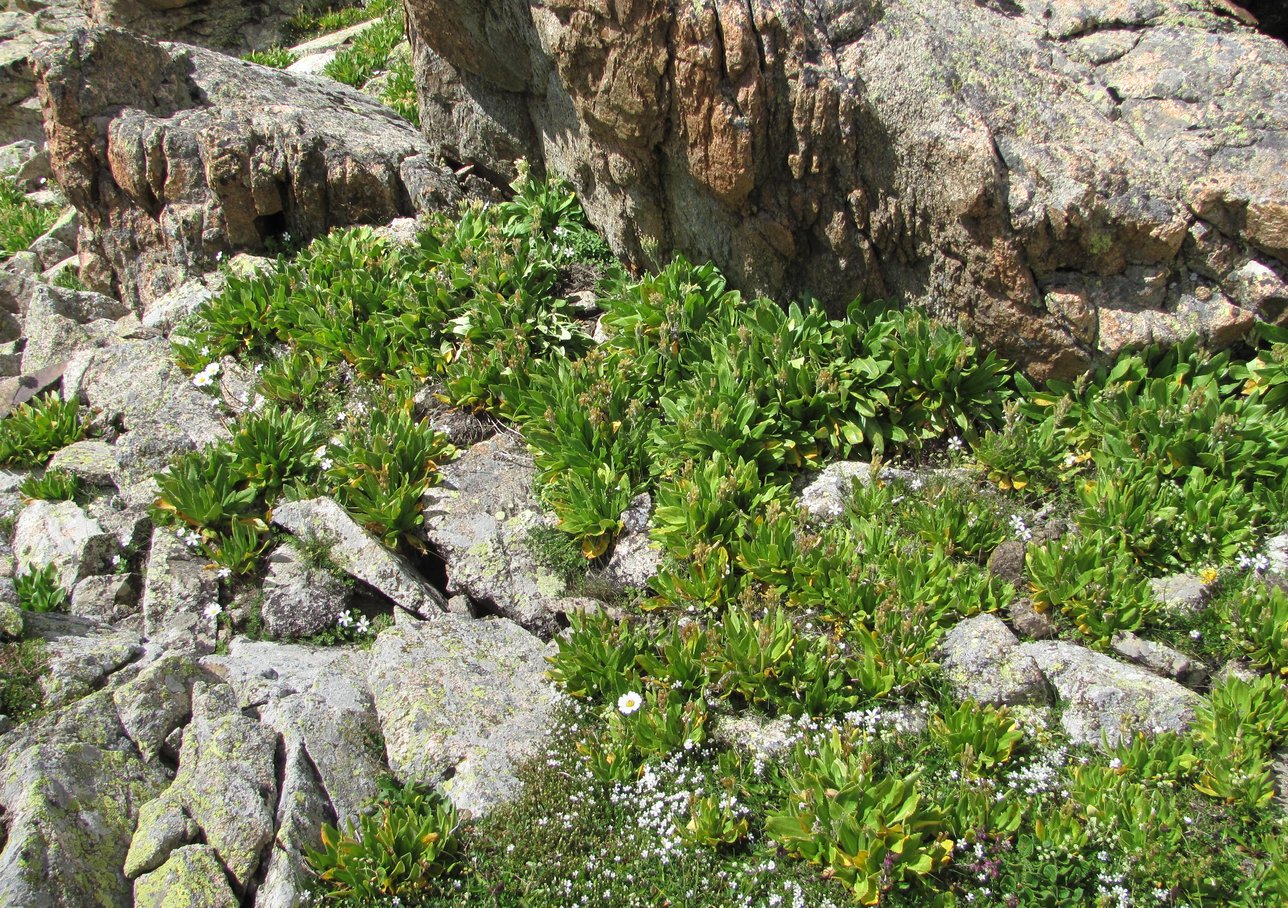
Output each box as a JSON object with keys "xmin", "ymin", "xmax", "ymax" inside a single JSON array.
[
  {"xmin": 367, "ymin": 616, "xmax": 556, "ymax": 817},
  {"xmin": 273, "ymin": 496, "xmax": 446, "ymax": 619},
  {"xmin": 1021, "ymin": 640, "xmax": 1205, "ymax": 748},
  {"xmin": 940, "ymin": 613, "xmax": 1050, "ymax": 706}
]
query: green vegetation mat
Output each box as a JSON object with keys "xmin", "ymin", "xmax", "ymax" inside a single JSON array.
[{"xmin": 161, "ymin": 168, "xmax": 1288, "ymax": 906}]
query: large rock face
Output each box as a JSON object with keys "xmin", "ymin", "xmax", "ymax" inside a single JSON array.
[
  {"xmin": 32, "ymin": 27, "xmax": 462, "ymax": 308},
  {"xmin": 80, "ymin": 0, "xmax": 307, "ymax": 55},
  {"xmin": 405, "ymin": 0, "xmax": 1288, "ymax": 378}
]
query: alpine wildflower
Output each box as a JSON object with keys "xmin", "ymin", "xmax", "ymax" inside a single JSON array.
[{"xmin": 617, "ymin": 691, "xmax": 643, "ymax": 715}]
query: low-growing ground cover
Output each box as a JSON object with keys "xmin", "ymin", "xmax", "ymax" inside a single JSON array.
[
  {"xmin": 0, "ymin": 172, "xmax": 59, "ymax": 262},
  {"xmin": 159, "ymin": 174, "xmax": 1288, "ymax": 906}
]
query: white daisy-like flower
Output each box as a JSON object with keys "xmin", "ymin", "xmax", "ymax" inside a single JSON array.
[
  {"xmin": 617, "ymin": 691, "xmax": 643, "ymax": 715},
  {"xmin": 203, "ymin": 603, "xmax": 223, "ymax": 620}
]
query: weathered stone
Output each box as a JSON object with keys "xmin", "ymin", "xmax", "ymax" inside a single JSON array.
[
  {"xmin": 139, "ymin": 527, "xmax": 219, "ymax": 653},
  {"xmin": 113, "ymin": 652, "xmax": 202, "ymax": 761},
  {"xmin": 76, "ymin": 338, "xmax": 228, "ymax": 483},
  {"xmin": 82, "ymin": 0, "xmax": 303, "ymax": 55},
  {"xmin": 405, "ymin": 0, "xmax": 1288, "ymax": 379},
  {"xmin": 133, "ymin": 844, "xmax": 238, "ymax": 908},
  {"xmin": 0, "ymin": 598, "xmax": 23, "ymax": 640},
  {"xmin": 1021, "ymin": 641, "xmax": 1205, "ymax": 748},
  {"xmin": 1008, "ymin": 596, "xmax": 1057, "ymax": 640},
  {"xmin": 1111, "ymin": 632, "xmax": 1209, "ymax": 689},
  {"xmin": 13, "ymin": 498, "xmax": 116, "ymax": 590},
  {"xmin": 33, "ymin": 27, "xmax": 462, "ymax": 307},
  {"xmin": 84, "ymin": 493, "xmax": 152, "ymax": 554},
  {"xmin": 604, "ymin": 493, "xmax": 661, "ymax": 590},
  {"xmin": 69, "ymin": 572, "xmax": 138, "ymax": 623},
  {"xmin": 1150, "ymin": 573, "xmax": 1212, "ymax": 618},
  {"xmin": 0, "ymin": 690, "xmax": 168, "ymax": 908},
  {"xmin": 30, "ymin": 615, "xmax": 142, "ymax": 709},
  {"xmin": 711, "ymin": 713, "xmax": 795, "ymax": 760},
  {"xmin": 272, "ymin": 496, "xmax": 446, "ymax": 619},
  {"xmin": 124, "ymin": 682, "xmax": 277, "ymax": 891},
  {"xmin": 141, "ymin": 280, "xmax": 212, "ymax": 334},
  {"xmin": 1212, "ymin": 658, "xmax": 1262, "ymax": 687},
  {"xmin": 256, "ymin": 742, "xmax": 331, "ymax": 908},
  {"xmin": 986, "ymin": 540, "xmax": 1027, "ymax": 586},
  {"xmin": 46, "ymin": 439, "xmax": 120, "ymax": 488},
  {"xmin": 797, "ymin": 461, "xmax": 873, "ymax": 521},
  {"xmin": 939, "ymin": 614, "xmax": 1049, "ymax": 706},
  {"xmin": 260, "ymin": 545, "xmax": 353, "ymax": 639},
  {"xmin": 27, "ymin": 233, "xmax": 72, "ymax": 270},
  {"xmin": 420, "ymin": 433, "xmax": 568, "ymax": 635},
  {"xmin": 1, "ymin": 2, "xmax": 86, "ymax": 146},
  {"xmin": 368, "ymin": 616, "xmax": 556, "ymax": 817},
  {"xmin": 204, "ymin": 638, "xmax": 384, "ymax": 827},
  {"xmin": 19, "ymin": 283, "xmax": 129, "ymax": 374}
]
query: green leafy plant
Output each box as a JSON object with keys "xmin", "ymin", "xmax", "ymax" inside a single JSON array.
[
  {"xmin": 242, "ymin": 47, "xmax": 298, "ymax": 68},
  {"xmin": 307, "ymin": 778, "xmax": 461, "ymax": 902},
  {"xmin": 324, "ymin": 402, "xmax": 454, "ymax": 550},
  {"xmin": 971, "ymin": 396, "xmax": 1072, "ymax": 492},
  {"xmin": 1026, "ymin": 531, "xmax": 1156, "ymax": 648},
  {"xmin": 19, "ymin": 469, "xmax": 81, "ymax": 502},
  {"xmin": 1192, "ymin": 674, "xmax": 1288, "ymax": 809},
  {"xmin": 766, "ymin": 729, "xmax": 953, "ymax": 905},
  {"xmin": 154, "ymin": 447, "xmax": 260, "ymax": 532},
  {"xmin": 546, "ymin": 610, "xmax": 647, "ymax": 700},
  {"xmin": 1230, "ymin": 581, "xmax": 1288, "ymax": 676},
  {"xmin": 14, "ymin": 564, "xmax": 69, "ymax": 613},
  {"xmin": 0, "ymin": 394, "xmax": 87, "ymax": 467},
  {"xmin": 204, "ymin": 519, "xmax": 271, "ymax": 577},
  {"xmin": 227, "ymin": 405, "xmax": 324, "ymax": 497},
  {"xmin": 380, "ymin": 53, "xmax": 419, "ymax": 125},
  {"xmin": 930, "ymin": 699, "xmax": 1025, "ymax": 775},
  {"xmin": 322, "ymin": 14, "xmax": 404, "ymax": 88},
  {"xmin": 675, "ymin": 791, "xmax": 749, "ymax": 850},
  {"xmin": 576, "ymin": 688, "xmax": 709, "ymax": 783},
  {"xmin": 0, "ymin": 173, "xmax": 59, "ymax": 260},
  {"xmin": 0, "ymin": 639, "xmax": 48, "ymax": 723}
]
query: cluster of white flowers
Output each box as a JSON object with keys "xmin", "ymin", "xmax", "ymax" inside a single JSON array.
[
  {"xmin": 335, "ymin": 609, "xmax": 371, "ymax": 635},
  {"xmin": 1003, "ymin": 745, "xmax": 1069, "ymax": 799},
  {"xmin": 191, "ymin": 361, "xmax": 221, "ymax": 388},
  {"xmin": 1009, "ymin": 513, "xmax": 1033, "ymax": 542},
  {"xmin": 1236, "ymin": 550, "xmax": 1271, "ymax": 573}
]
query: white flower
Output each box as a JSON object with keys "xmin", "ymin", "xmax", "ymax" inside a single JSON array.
[
  {"xmin": 215, "ymin": 567, "xmax": 232, "ymax": 580},
  {"xmin": 314, "ymin": 445, "xmax": 328, "ymax": 460},
  {"xmin": 355, "ymin": 615, "xmax": 371, "ymax": 635},
  {"xmin": 617, "ymin": 691, "xmax": 643, "ymax": 715},
  {"xmin": 336, "ymin": 611, "xmax": 354, "ymax": 629},
  {"xmin": 203, "ymin": 603, "xmax": 223, "ymax": 620}
]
